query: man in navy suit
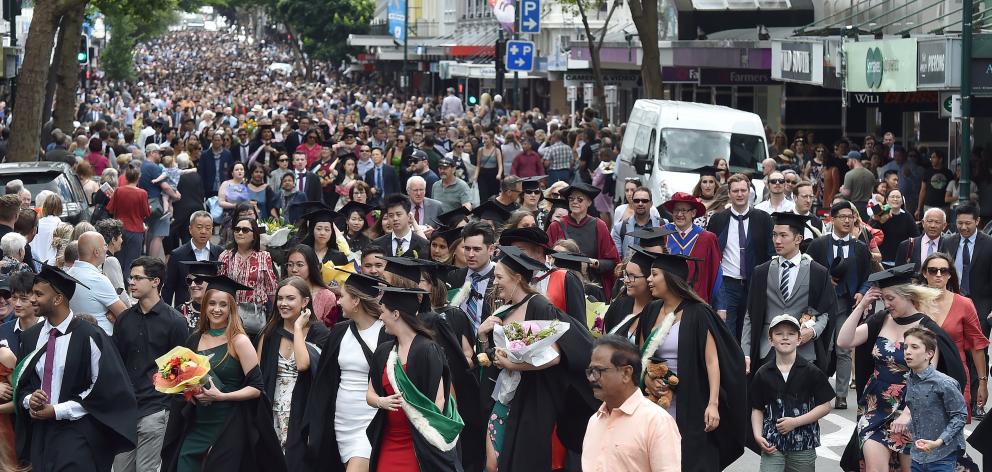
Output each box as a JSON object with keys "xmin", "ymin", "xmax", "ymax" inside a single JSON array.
[
  {"xmin": 706, "ymin": 173, "xmax": 774, "ymax": 339},
  {"xmin": 0, "ymin": 272, "xmax": 40, "ymax": 359},
  {"xmin": 289, "ymin": 151, "xmax": 324, "ymax": 203},
  {"xmin": 807, "ymin": 200, "xmax": 871, "ymax": 409},
  {"xmin": 161, "ymin": 211, "xmax": 223, "ymax": 306},
  {"xmin": 197, "ymin": 131, "xmax": 235, "ymax": 197},
  {"xmin": 364, "ymin": 147, "xmax": 399, "ymax": 205},
  {"xmin": 894, "ymin": 207, "xmax": 946, "ymax": 270}
]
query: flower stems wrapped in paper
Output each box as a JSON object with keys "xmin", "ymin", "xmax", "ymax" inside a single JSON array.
[
  {"xmin": 491, "ymin": 320, "xmax": 570, "ymax": 404},
  {"xmin": 152, "ymin": 346, "xmax": 212, "ymax": 403}
]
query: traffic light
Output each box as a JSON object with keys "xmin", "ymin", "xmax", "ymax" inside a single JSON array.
[
  {"xmin": 77, "ymin": 34, "xmax": 89, "ymax": 64},
  {"xmin": 495, "ymin": 38, "xmax": 506, "ymax": 72},
  {"xmin": 3, "ymin": 0, "xmax": 21, "ymax": 22}
]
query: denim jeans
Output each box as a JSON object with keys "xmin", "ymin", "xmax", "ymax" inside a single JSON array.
[
  {"xmin": 911, "ymin": 453, "xmax": 957, "ymax": 472},
  {"xmin": 759, "ymin": 448, "xmax": 816, "ymax": 472},
  {"xmin": 719, "ymin": 276, "xmax": 747, "ymax": 339},
  {"xmin": 547, "ymin": 169, "xmax": 573, "ymax": 187},
  {"xmin": 119, "ymin": 230, "xmax": 145, "ymax": 284}
]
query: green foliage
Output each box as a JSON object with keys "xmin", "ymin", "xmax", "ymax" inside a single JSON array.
[
  {"xmin": 272, "ymin": 0, "xmax": 374, "ymax": 63},
  {"xmin": 99, "ymin": 3, "xmax": 178, "ymax": 81}
]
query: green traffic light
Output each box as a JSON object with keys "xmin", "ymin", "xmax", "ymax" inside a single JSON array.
[
  {"xmin": 77, "ymin": 52, "xmax": 87, "ymax": 62},
  {"xmin": 469, "ymin": 96, "xmax": 477, "ymax": 105}
]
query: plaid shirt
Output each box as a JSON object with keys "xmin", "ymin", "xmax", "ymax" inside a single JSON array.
[{"xmin": 539, "ymin": 141, "xmax": 574, "ymax": 170}]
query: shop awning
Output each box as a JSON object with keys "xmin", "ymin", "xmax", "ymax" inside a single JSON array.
[
  {"xmin": 795, "ymin": 0, "xmax": 990, "ymax": 37},
  {"xmin": 347, "ymin": 34, "xmax": 397, "ymax": 47}
]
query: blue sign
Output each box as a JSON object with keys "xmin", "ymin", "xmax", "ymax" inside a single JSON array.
[
  {"xmin": 519, "ymin": 0, "xmax": 540, "ymax": 33},
  {"xmin": 387, "ymin": 0, "xmax": 406, "ymax": 44},
  {"xmin": 506, "ymin": 40, "xmax": 535, "ymax": 72}
]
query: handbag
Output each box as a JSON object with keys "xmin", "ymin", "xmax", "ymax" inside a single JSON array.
[
  {"xmin": 207, "ymin": 196, "xmax": 223, "ymax": 223},
  {"xmin": 238, "ymin": 302, "xmax": 267, "ymax": 334}
]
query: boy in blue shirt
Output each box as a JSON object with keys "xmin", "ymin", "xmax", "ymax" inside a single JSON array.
[
  {"xmin": 750, "ymin": 314, "xmax": 834, "ymax": 471},
  {"xmin": 903, "ymin": 327, "xmax": 968, "ymax": 472}
]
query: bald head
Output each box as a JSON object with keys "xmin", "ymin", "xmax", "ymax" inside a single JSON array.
[{"xmin": 77, "ymin": 231, "xmax": 108, "ymax": 266}]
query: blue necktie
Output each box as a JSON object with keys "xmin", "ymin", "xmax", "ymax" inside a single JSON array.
[
  {"xmin": 780, "ymin": 261, "xmax": 793, "ymax": 300},
  {"xmin": 962, "ymin": 238, "xmax": 972, "ymax": 296},
  {"xmin": 375, "ymin": 167, "xmax": 384, "ymax": 194},
  {"xmin": 465, "ymin": 272, "xmax": 483, "ymax": 327}
]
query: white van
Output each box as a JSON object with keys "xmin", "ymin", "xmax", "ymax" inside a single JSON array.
[{"xmin": 615, "ymin": 100, "xmax": 769, "ymax": 206}]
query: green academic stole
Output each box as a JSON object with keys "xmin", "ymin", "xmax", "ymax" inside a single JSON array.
[{"xmin": 386, "ymin": 347, "xmax": 464, "ymax": 451}]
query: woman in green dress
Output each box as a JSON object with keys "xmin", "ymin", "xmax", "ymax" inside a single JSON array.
[{"xmin": 161, "ymin": 275, "xmax": 287, "ymax": 472}]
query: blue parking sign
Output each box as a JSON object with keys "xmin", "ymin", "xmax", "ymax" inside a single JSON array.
[{"xmin": 505, "ymin": 40, "xmax": 535, "ymax": 72}]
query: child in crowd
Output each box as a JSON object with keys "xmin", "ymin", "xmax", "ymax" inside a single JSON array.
[
  {"xmin": 150, "ymin": 154, "xmax": 184, "ymax": 215},
  {"xmin": 750, "ymin": 314, "xmax": 834, "ymax": 472},
  {"xmin": 903, "ymin": 327, "xmax": 968, "ymax": 472}
]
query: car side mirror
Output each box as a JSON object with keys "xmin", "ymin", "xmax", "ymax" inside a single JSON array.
[{"xmin": 633, "ymin": 152, "xmax": 652, "ymax": 175}]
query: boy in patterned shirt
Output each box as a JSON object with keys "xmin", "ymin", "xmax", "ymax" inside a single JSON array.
[{"xmin": 750, "ymin": 314, "xmax": 835, "ymax": 471}]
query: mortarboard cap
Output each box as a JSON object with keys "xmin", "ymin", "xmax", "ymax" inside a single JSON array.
[
  {"xmin": 628, "ymin": 245, "xmax": 659, "ymax": 275},
  {"xmin": 546, "ymin": 198, "xmax": 569, "ymax": 212},
  {"xmin": 559, "ymin": 182, "xmax": 601, "ymax": 200},
  {"xmin": 499, "ymin": 226, "xmax": 549, "ymax": 248},
  {"xmin": 627, "ymin": 227, "xmax": 677, "ymax": 248},
  {"xmin": 550, "ymin": 252, "xmax": 595, "ymax": 272},
  {"xmin": 649, "ymin": 253, "xmax": 701, "ymax": 281},
  {"xmin": 302, "ymin": 208, "xmax": 341, "ymax": 225},
  {"xmin": 195, "ymin": 275, "xmax": 252, "ymax": 297},
  {"xmin": 471, "ymin": 201, "xmax": 512, "ymax": 225},
  {"xmin": 429, "ymin": 226, "xmax": 462, "ymax": 247},
  {"xmin": 379, "ymin": 285, "xmax": 428, "ymax": 314},
  {"xmin": 36, "ymin": 264, "xmax": 88, "ymax": 300},
  {"xmin": 338, "ymin": 201, "xmax": 374, "ymax": 219},
  {"xmin": 772, "ymin": 212, "xmax": 810, "ymax": 235},
  {"xmin": 341, "ymin": 270, "xmax": 386, "ymax": 298},
  {"xmin": 291, "ymin": 200, "xmax": 333, "ymax": 216},
  {"xmin": 434, "ymin": 206, "xmax": 471, "ymax": 228},
  {"xmin": 380, "ymin": 255, "xmax": 425, "ymax": 283},
  {"xmin": 497, "ymin": 245, "xmax": 551, "ymax": 278},
  {"xmin": 181, "ymin": 260, "xmax": 224, "ymax": 277},
  {"xmin": 520, "ymin": 175, "xmax": 547, "ymax": 191},
  {"xmin": 691, "ymin": 166, "xmax": 720, "ymax": 178},
  {"xmin": 867, "ymin": 263, "xmax": 917, "ymax": 288}
]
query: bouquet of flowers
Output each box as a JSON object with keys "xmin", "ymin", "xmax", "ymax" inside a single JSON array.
[
  {"xmin": 153, "ymin": 346, "xmax": 212, "ymax": 403},
  {"xmin": 260, "ymin": 217, "xmax": 296, "ymax": 249},
  {"xmin": 491, "ymin": 319, "xmax": 570, "ymax": 404}
]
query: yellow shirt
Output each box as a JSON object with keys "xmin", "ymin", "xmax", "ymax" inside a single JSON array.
[{"xmin": 581, "ymin": 389, "xmax": 682, "ymax": 472}]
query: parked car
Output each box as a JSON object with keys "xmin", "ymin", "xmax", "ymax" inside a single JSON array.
[{"xmin": 0, "ymin": 162, "xmax": 94, "ymax": 224}]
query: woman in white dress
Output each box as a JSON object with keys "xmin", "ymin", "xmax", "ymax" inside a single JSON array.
[
  {"xmin": 31, "ymin": 191, "xmax": 63, "ymax": 266},
  {"xmin": 303, "ymin": 270, "xmax": 390, "ymax": 472}
]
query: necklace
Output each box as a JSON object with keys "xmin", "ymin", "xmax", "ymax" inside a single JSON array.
[{"xmin": 207, "ymin": 327, "xmax": 226, "ymax": 336}]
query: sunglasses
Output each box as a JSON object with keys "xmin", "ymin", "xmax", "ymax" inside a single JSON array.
[
  {"xmin": 278, "ymin": 158, "xmax": 288, "ymax": 162},
  {"xmin": 632, "ymin": 198, "xmax": 650, "ymax": 204},
  {"xmin": 186, "ymin": 276, "xmax": 204, "ymax": 285},
  {"xmin": 926, "ymin": 267, "xmax": 951, "ymax": 275},
  {"xmin": 523, "ymin": 189, "xmax": 542, "ymax": 195},
  {"xmin": 233, "ymin": 226, "xmax": 254, "ymax": 234},
  {"xmin": 769, "ymin": 179, "xmax": 786, "ymax": 184}
]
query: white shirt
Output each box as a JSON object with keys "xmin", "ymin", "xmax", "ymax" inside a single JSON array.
[
  {"xmin": 831, "ymin": 234, "xmax": 852, "ymax": 258},
  {"xmin": 720, "ymin": 207, "xmax": 750, "ymax": 280},
  {"xmin": 920, "ymin": 235, "xmax": 940, "ymax": 264},
  {"xmin": 779, "ymin": 253, "xmax": 802, "ymax": 297},
  {"xmin": 22, "ymin": 313, "xmax": 101, "ymax": 421},
  {"xmin": 66, "ymin": 261, "xmax": 121, "ymax": 335},
  {"xmin": 390, "ymin": 228, "xmax": 413, "ymax": 256},
  {"xmin": 754, "ymin": 197, "xmax": 796, "ymax": 214},
  {"xmin": 192, "ymin": 241, "xmax": 212, "ymax": 261},
  {"xmin": 461, "ymin": 262, "xmax": 495, "ymax": 330}
]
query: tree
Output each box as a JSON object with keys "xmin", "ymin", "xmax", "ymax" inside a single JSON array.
[
  {"xmin": 100, "ymin": 4, "xmax": 178, "ymax": 82},
  {"xmin": 628, "ymin": 0, "xmax": 664, "ymax": 98},
  {"xmin": 52, "ymin": 7, "xmax": 86, "ymax": 131},
  {"xmin": 561, "ymin": 0, "xmax": 622, "ymax": 112},
  {"xmin": 267, "ymin": 0, "xmax": 373, "ymax": 78}
]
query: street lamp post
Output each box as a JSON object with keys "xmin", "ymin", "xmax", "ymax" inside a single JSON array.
[{"xmin": 960, "ymin": 0, "xmax": 973, "ymax": 204}]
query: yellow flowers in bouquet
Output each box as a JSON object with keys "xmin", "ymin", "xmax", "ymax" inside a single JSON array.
[{"xmin": 152, "ymin": 346, "xmax": 211, "ymax": 402}]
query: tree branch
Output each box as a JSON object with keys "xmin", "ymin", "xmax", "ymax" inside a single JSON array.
[{"xmin": 597, "ymin": 0, "xmax": 621, "ymax": 52}]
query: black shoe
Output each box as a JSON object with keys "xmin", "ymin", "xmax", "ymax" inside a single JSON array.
[{"xmin": 835, "ymin": 398, "xmax": 848, "ymax": 410}]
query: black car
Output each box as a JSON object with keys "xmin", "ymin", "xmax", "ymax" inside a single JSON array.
[{"xmin": 0, "ymin": 162, "xmax": 94, "ymax": 224}]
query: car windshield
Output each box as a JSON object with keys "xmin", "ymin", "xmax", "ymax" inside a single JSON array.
[
  {"xmin": 17, "ymin": 172, "xmax": 76, "ymax": 205},
  {"xmin": 657, "ymin": 128, "xmax": 767, "ymax": 173}
]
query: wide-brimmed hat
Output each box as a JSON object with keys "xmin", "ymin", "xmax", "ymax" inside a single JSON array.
[
  {"xmin": 661, "ymin": 192, "xmax": 706, "ymax": 216},
  {"xmin": 559, "ymin": 182, "xmax": 601, "ymax": 200}
]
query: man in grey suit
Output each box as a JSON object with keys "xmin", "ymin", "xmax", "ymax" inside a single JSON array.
[
  {"xmin": 742, "ymin": 212, "xmax": 838, "ymax": 375},
  {"xmin": 407, "ymin": 175, "xmax": 443, "ymax": 231}
]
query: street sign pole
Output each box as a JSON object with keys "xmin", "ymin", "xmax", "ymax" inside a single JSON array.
[
  {"xmin": 960, "ymin": 0, "xmax": 973, "ymax": 204},
  {"xmin": 513, "ymin": 0, "xmax": 520, "ymax": 109},
  {"xmin": 567, "ymin": 85, "xmax": 576, "ymax": 122},
  {"xmin": 403, "ymin": 0, "xmax": 410, "ymax": 95}
]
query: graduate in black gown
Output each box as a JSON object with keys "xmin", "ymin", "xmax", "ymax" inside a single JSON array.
[
  {"xmin": 476, "ymin": 246, "xmax": 598, "ymax": 472},
  {"xmin": 377, "ymin": 255, "xmax": 483, "ymax": 472},
  {"xmin": 303, "ymin": 270, "xmax": 392, "ymax": 472},
  {"xmin": 160, "ymin": 275, "xmax": 286, "ymax": 472},
  {"xmin": 366, "ymin": 285, "xmax": 464, "ymax": 471},
  {"xmin": 13, "ymin": 265, "xmax": 138, "ymax": 472},
  {"xmin": 637, "ymin": 252, "xmax": 748, "ymax": 472},
  {"xmin": 256, "ymin": 276, "xmax": 330, "ymax": 471},
  {"xmin": 339, "ymin": 201, "xmax": 374, "ymax": 255},
  {"xmin": 601, "ymin": 245, "xmax": 659, "ymax": 343}
]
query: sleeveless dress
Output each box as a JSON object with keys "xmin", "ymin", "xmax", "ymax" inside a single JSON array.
[
  {"xmin": 177, "ymin": 343, "xmax": 246, "ymax": 472},
  {"xmin": 272, "ymin": 352, "xmax": 298, "ymax": 451},
  {"xmin": 335, "ymin": 321, "xmax": 383, "ymax": 463},
  {"xmin": 376, "ymin": 364, "xmax": 418, "ymax": 471},
  {"xmin": 655, "ymin": 321, "xmax": 681, "ymax": 420},
  {"xmin": 857, "ymin": 337, "xmax": 911, "ymax": 455}
]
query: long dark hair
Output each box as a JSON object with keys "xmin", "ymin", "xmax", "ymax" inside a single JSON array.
[
  {"xmin": 419, "ymin": 269, "xmax": 449, "ymax": 309},
  {"xmin": 228, "ymin": 217, "xmax": 261, "ymax": 252},
  {"xmin": 285, "ymin": 244, "xmax": 328, "ymax": 289},
  {"xmin": 259, "ymin": 276, "xmax": 315, "ymax": 342},
  {"xmin": 650, "ymin": 268, "xmax": 707, "ymax": 306},
  {"xmin": 920, "ymin": 252, "xmax": 960, "ymax": 294}
]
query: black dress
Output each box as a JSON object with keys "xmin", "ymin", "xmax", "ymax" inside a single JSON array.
[{"xmin": 637, "ymin": 299, "xmax": 748, "ymax": 472}]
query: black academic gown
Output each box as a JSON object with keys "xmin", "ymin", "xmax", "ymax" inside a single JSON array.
[
  {"xmin": 367, "ymin": 335, "xmax": 463, "ymax": 472},
  {"xmin": 638, "ymin": 299, "xmax": 748, "ymax": 472},
  {"xmin": 601, "ymin": 295, "xmax": 653, "ymax": 341},
  {"xmin": 14, "ymin": 317, "xmax": 138, "ymax": 472},
  {"xmin": 160, "ymin": 334, "xmax": 287, "ymax": 472},
  {"xmin": 479, "ymin": 295, "xmax": 599, "ymax": 472},
  {"xmin": 967, "ymin": 413, "xmax": 992, "ymax": 472},
  {"xmin": 423, "ymin": 306, "xmax": 484, "ymax": 472},
  {"xmin": 839, "ymin": 313, "xmax": 966, "ymax": 472},
  {"xmin": 259, "ymin": 324, "xmax": 329, "ymax": 471},
  {"xmin": 302, "ymin": 320, "xmax": 392, "ymax": 472}
]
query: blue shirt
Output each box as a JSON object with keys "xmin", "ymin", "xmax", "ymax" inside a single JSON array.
[
  {"xmin": 905, "ymin": 365, "xmax": 967, "ymax": 463},
  {"xmin": 139, "ymin": 160, "xmax": 163, "ymax": 200},
  {"xmin": 954, "ymin": 234, "xmax": 975, "ymax": 283},
  {"xmin": 66, "ymin": 261, "xmax": 122, "ymax": 335}
]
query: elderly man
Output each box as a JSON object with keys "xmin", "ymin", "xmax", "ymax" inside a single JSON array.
[
  {"xmin": 406, "ymin": 176, "xmax": 442, "ymax": 230},
  {"xmin": 895, "ymin": 207, "xmax": 947, "ymax": 270},
  {"xmin": 582, "ymin": 335, "xmax": 681, "ymax": 472},
  {"xmin": 66, "ymin": 231, "xmax": 128, "ymax": 334},
  {"xmin": 162, "ymin": 211, "xmax": 222, "ymax": 306},
  {"xmin": 407, "ymin": 150, "xmax": 439, "ymax": 196}
]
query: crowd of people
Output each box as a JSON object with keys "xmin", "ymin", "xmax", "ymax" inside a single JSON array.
[{"xmin": 0, "ymin": 26, "xmax": 990, "ymax": 472}]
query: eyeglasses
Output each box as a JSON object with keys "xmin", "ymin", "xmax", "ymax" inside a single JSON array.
[
  {"xmin": 769, "ymin": 179, "xmax": 785, "ymax": 185},
  {"xmin": 926, "ymin": 267, "xmax": 951, "ymax": 275},
  {"xmin": 233, "ymin": 227, "xmax": 255, "ymax": 234},
  {"xmin": 585, "ymin": 366, "xmax": 622, "ymax": 381},
  {"xmin": 632, "ymin": 198, "xmax": 651, "ymax": 204},
  {"xmin": 131, "ymin": 275, "xmax": 157, "ymax": 282},
  {"xmin": 834, "ymin": 215, "xmax": 856, "ymax": 221},
  {"xmin": 671, "ymin": 208, "xmax": 696, "ymax": 215},
  {"xmin": 623, "ymin": 272, "xmax": 647, "ymax": 281},
  {"xmin": 286, "ymin": 262, "xmax": 307, "ymax": 269}
]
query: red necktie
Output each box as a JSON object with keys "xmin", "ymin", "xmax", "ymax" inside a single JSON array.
[
  {"xmin": 41, "ymin": 328, "xmax": 59, "ymax": 397},
  {"xmin": 297, "ymin": 172, "xmax": 305, "ymax": 192},
  {"xmin": 415, "ymin": 205, "xmax": 422, "ymax": 224}
]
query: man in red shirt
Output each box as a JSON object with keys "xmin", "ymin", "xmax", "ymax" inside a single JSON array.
[
  {"xmin": 510, "ymin": 139, "xmax": 544, "ymax": 178},
  {"xmin": 107, "ymin": 166, "xmax": 151, "ymax": 280}
]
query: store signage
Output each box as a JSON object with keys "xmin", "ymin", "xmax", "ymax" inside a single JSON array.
[
  {"xmin": 662, "ymin": 66, "xmax": 700, "ymax": 83},
  {"xmin": 970, "ymin": 58, "xmax": 992, "ymax": 92},
  {"xmin": 845, "ymin": 39, "xmax": 918, "ymax": 92},
  {"xmin": 771, "ymin": 40, "xmax": 824, "ymax": 85},
  {"xmin": 563, "ymin": 71, "xmax": 640, "ymax": 88},
  {"xmin": 698, "ymin": 68, "xmax": 772, "ymax": 86},
  {"xmin": 917, "ymin": 39, "xmax": 960, "ymax": 89},
  {"xmin": 846, "ymin": 91, "xmax": 939, "ymax": 111}
]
